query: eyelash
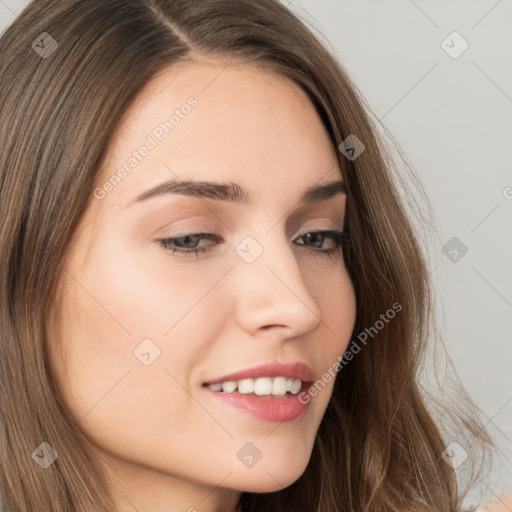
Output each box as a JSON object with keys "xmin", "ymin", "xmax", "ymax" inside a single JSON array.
[{"xmin": 157, "ymin": 229, "xmax": 350, "ymax": 259}]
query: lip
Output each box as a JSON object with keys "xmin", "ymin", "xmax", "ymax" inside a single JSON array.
[
  {"xmin": 203, "ymin": 380, "xmax": 312, "ymax": 422},
  {"xmin": 203, "ymin": 362, "xmax": 315, "ymax": 385}
]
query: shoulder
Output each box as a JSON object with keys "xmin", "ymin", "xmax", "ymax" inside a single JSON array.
[{"xmin": 474, "ymin": 494, "xmax": 512, "ymax": 512}]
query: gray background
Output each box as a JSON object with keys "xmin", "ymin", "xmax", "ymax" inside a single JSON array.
[{"xmin": 1, "ymin": 0, "xmax": 510, "ymax": 505}]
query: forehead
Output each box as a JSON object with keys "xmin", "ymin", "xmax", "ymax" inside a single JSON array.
[{"xmin": 95, "ymin": 58, "xmax": 343, "ymax": 209}]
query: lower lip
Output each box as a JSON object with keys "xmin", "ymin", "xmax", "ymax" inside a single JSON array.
[{"xmin": 203, "ymin": 381, "xmax": 312, "ymax": 422}]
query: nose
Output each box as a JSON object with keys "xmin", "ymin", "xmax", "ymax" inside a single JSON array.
[{"xmin": 232, "ymin": 232, "xmax": 323, "ymax": 338}]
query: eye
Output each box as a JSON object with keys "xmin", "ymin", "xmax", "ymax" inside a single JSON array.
[
  {"xmin": 157, "ymin": 229, "xmax": 350, "ymax": 258},
  {"xmin": 158, "ymin": 231, "xmax": 221, "ymax": 257},
  {"xmin": 294, "ymin": 230, "xmax": 349, "ymax": 258}
]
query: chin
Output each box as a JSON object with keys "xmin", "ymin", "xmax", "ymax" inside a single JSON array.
[{"xmin": 232, "ymin": 458, "xmax": 309, "ymax": 493}]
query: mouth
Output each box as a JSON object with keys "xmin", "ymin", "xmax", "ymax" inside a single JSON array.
[
  {"xmin": 202, "ymin": 376, "xmax": 308, "ymax": 398},
  {"xmin": 201, "ymin": 362, "xmax": 315, "ymax": 421},
  {"xmin": 202, "ymin": 377, "xmax": 313, "ymax": 422}
]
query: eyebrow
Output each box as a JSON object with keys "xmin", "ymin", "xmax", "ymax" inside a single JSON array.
[{"xmin": 126, "ymin": 178, "xmax": 346, "ymax": 208}]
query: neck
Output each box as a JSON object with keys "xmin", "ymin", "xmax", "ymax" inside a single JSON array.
[{"xmin": 99, "ymin": 453, "xmax": 242, "ymax": 512}]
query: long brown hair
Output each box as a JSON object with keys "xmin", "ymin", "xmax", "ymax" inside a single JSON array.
[{"xmin": 0, "ymin": 1, "xmax": 495, "ymax": 511}]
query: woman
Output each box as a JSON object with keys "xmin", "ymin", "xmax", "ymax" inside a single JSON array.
[{"xmin": 0, "ymin": 0, "xmax": 504, "ymax": 511}]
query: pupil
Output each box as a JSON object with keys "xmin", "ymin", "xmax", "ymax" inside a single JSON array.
[
  {"xmin": 178, "ymin": 235, "xmax": 199, "ymax": 248},
  {"xmin": 307, "ymin": 233, "xmax": 323, "ymax": 248}
]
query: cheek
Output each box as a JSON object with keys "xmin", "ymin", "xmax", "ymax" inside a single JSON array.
[
  {"xmin": 85, "ymin": 235, "xmax": 238, "ymax": 339},
  {"xmin": 303, "ymin": 265, "xmax": 356, "ymax": 404},
  {"xmin": 306, "ymin": 259, "xmax": 356, "ymax": 348},
  {"xmin": 52, "ymin": 261, "xmax": 212, "ymax": 461},
  {"xmin": 325, "ymin": 277, "xmax": 356, "ymax": 358},
  {"xmin": 53, "ymin": 245, "xmax": 214, "ymax": 422},
  {"xmin": 55, "ymin": 229, "xmax": 241, "ymax": 394}
]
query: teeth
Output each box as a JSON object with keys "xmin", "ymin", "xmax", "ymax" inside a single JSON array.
[
  {"xmin": 222, "ymin": 381, "xmax": 237, "ymax": 393},
  {"xmin": 238, "ymin": 379, "xmax": 254, "ymax": 394},
  {"xmin": 209, "ymin": 376, "xmax": 303, "ymax": 396},
  {"xmin": 272, "ymin": 376, "xmax": 287, "ymax": 395},
  {"xmin": 290, "ymin": 379, "xmax": 302, "ymax": 394}
]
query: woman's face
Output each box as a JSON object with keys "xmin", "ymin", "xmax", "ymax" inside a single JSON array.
[{"xmin": 51, "ymin": 59, "xmax": 356, "ymax": 510}]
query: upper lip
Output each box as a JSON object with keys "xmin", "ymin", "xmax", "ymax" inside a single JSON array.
[{"xmin": 203, "ymin": 362, "xmax": 315, "ymax": 385}]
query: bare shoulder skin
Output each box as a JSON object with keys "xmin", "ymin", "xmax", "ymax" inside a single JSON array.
[{"xmin": 478, "ymin": 494, "xmax": 512, "ymax": 512}]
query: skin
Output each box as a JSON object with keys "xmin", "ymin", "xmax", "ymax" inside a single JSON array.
[
  {"xmin": 49, "ymin": 57, "xmax": 357, "ymax": 512},
  {"xmin": 477, "ymin": 495, "xmax": 512, "ymax": 512}
]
